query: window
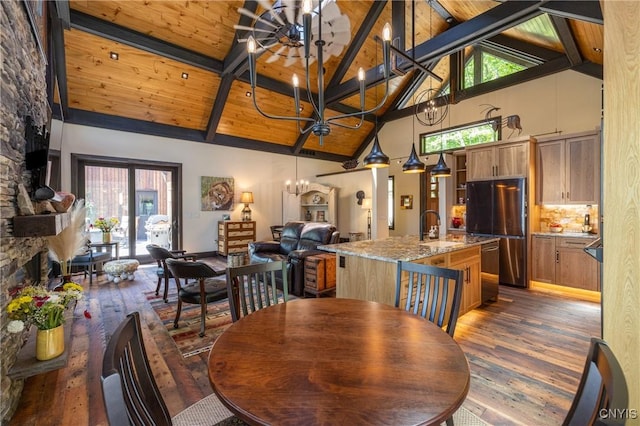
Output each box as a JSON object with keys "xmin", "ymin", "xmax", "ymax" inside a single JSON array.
[
  {"xmin": 388, "ymin": 176, "xmax": 394, "ymax": 230},
  {"xmin": 420, "ymin": 119, "xmax": 502, "ymax": 155}
]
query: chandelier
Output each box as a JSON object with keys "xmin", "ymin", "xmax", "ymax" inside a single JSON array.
[
  {"xmin": 239, "ymin": 0, "xmax": 392, "ymax": 145},
  {"xmin": 285, "ymin": 156, "xmax": 309, "ymax": 196}
]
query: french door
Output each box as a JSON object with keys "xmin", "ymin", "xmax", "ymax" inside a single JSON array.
[{"xmin": 71, "ymin": 155, "xmax": 182, "ymax": 261}]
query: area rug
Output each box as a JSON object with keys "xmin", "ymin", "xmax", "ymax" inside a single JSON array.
[{"xmin": 146, "ymin": 279, "xmax": 233, "ymax": 358}]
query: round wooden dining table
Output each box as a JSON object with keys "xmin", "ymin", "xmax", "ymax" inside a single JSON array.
[{"xmin": 208, "ymin": 298, "xmax": 470, "ymax": 426}]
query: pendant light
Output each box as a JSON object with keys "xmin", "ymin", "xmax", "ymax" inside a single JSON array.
[
  {"xmin": 431, "ymin": 152, "xmax": 451, "ymax": 177},
  {"xmin": 402, "ymin": 0, "xmax": 425, "ymax": 174},
  {"xmin": 363, "ymin": 45, "xmax": 389, "ymax": 169}
]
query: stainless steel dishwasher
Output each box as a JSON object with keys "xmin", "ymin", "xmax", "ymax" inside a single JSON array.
[{"xmin": 481, "ymin": 240, "xmax": 500, "ymax": 303}]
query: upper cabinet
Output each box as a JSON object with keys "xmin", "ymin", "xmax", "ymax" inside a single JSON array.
[
  {"xmin": 466, "ymin": 137, "xmax": 534, "ymax": 181},
  {"xmin": 535, "ymin": 131, "xmax": 600, "ymax": 205},
  {"xmin": 282, "ymin": 183, "xmax": 338, "ymax": 227}
]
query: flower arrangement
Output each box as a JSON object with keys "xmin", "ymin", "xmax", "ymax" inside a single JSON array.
[
  {"xmin": 93, "ymin": 217, "xmax": 120, "ymax": 233},
  {"xmin": 6, "ymin": 283, "xmax": 85, "ymax": 332}
]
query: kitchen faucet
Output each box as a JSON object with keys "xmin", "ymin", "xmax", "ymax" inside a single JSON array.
[{"xmin": 419, "ymin": 209, "xmax": 441, "ymax": 241}]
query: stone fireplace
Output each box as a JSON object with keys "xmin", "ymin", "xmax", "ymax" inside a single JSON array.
[{"xmin": 1, "ymin": 0, "xmax": 51, "ymax": 421}]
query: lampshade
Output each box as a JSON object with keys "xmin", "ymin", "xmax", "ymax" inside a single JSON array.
[
  {"xmin": 240, "ymin": 192, "xmax": 254, "ymax": 204},
  {"xmin": 431, "ymin": 153, "xmax": 451, "ymax": 177},
  {"xmin": 363, "ymin": 135, "xmax": 390, "ymax": 168},
  {"xmin": 361, "ymin": 198, "xmax": 372, "ymax": 210},
  {"xmin": 402, "ymin": 144, "xmax": 426, "ymax": 173}
]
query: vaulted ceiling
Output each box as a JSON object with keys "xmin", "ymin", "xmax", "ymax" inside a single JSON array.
[{"xmin": 48, "ymin": 1, "xmax": 603, "ymax": 163}]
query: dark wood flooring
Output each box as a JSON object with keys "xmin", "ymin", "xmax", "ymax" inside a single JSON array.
[{"xmin": 8, "ymin": 259, "xmax": 601, "ymax": 426}]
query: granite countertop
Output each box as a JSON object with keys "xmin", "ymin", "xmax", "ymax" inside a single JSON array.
[
  {"xmin": 532, "ymin": 231, "xmax": 599, "ymax": 238},
  {"xmin": 318, "ymin": 234, "xmax": 499, "ymax": 263}
]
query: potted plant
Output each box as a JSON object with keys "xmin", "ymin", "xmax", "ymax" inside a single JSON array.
[
  {"xmin": 93, "ymin": 216, "xmax": 120, "ymax": 243},
  {"xmin": 7, "ymin": 283, "xmax": 86, "ymax": 360},
  {"xmin": 47, "ymin": 200, "xmax": 88, "ymax": 281}
]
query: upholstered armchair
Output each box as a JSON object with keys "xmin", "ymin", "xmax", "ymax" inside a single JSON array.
[{"xmin": 248, "ymin": 221, "xmax": 339, "ymax": 296}]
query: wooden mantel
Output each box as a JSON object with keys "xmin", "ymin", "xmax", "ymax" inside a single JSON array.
[{"xmin": 12, "ymin": 212, "xmax": 71, "ymax": 237}]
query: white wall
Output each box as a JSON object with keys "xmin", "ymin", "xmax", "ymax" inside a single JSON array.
[
  {"xmin": 51, "ymin": 123, "xmax": 338, "ymax": 253},
  {"xmin": 372, "ymin": 69, "xmax": 602, "ymax": 237},
  {"xmin": 51, "ymin": 69, "xmax": 601, "ymax": 249}
]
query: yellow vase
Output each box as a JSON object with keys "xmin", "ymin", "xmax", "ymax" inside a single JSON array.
[
  {"xmin": 36, "ymin": 325, "xmax": 65, "ymax": 361},
  {"xmin": 102, "ymin": 232, "xmax": 111, "ymax": 243}
]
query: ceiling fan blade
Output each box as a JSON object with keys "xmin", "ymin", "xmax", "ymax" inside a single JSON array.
[
  {"xmin": 266, "ymin": 45, "xmax": 287, "ymax": 63},
  {"xmin": 256, "ymin": 0, "xmax": 286, "ymax": 26},
  {"xmin": 234, "ymin": 24, "xmax": 274, "ymax": 33},
  {"xmin": 282, "ymin": 0, "xmax": 296, "ymax": 25},
  {"xmin": 238, "ymin": 7, "xmax": 279, "ymax": 29}
]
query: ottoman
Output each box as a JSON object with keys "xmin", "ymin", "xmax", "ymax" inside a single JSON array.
[{"xmin": 104, "ymin": 259, "xmax": 140, "ymax": 283}]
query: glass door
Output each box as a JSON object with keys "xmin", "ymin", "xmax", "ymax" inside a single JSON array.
[{"xmin": 72, "ymin": 155, "xmax": 181, "ymax": 261}]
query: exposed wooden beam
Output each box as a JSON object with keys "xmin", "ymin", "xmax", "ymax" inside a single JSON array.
[
  {"xmin": 205, "ymin": 74, "xmax": 234, "ymax": 142},
  {"xmin": 549, "ymin": 15, "xmax": 583, "ymax": 66},
  {"xmin": 540, "ymin": 1, "xmax": 603, "ymax": 25},
  {"xmin": 223, "ymin": 0, "xmax": 258, "ymax": 76},
  {"xmin": 572, "ymin": 61, "xmax": 602, "ymax": 80},
  {"xmin": 49, "ymin": 5, "xmax": 69, "ymax": 120},
  {"xmin": 353, "ymin": 122, "xmax": 387, "ymax": 161},
  {"xmin": 327, "ymin": 1, "xmax": 388, "ymax": 88},
  {"xmin": 53, "ymin": 1, "xmax": 71, "ymax": 30},
  {"xmin": 70, "ymin": 10, "xmax": 224, "ymax": 74}
]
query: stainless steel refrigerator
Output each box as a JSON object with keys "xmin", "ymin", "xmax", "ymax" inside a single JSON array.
[{"xmin": 466, "ymin": 178, "xmax": 527, "ymax": 288}]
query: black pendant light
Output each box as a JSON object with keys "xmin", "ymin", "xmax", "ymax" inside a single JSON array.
[
  {"xmin": 431, "ymin": 152, "xmax": 451, "ymax": 177},
  {"xmin": 363, "ymin": 134, "xmax": 389, "ymax": 168},
  {"xmin": 402, "ymin": 144, "xmax": 425, "ymax": 173}
]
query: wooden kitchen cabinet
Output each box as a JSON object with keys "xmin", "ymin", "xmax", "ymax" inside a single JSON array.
[
  {"xmin": 449, "ymin": 247, "xmax": 481, "ymax": 315},
  {"xmin": 535, "ymin": 131, "xmax": 600, "ymax": 204},
  {"xmin": 531, "ymin": 234, "xmax": 599, "ymax": 291},
  {"xmin": 217, "ymin": 221, "xmax": 256, "ymax": 256},
  {"xmin": 531, "ymin": 235, "xmax": 556, "ymax": 283},
  {"xmin": 466, "ymin": 139, "xmax": 531, "ymax": 180}
]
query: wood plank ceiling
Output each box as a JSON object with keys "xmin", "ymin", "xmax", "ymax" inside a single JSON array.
[{"xmin": 48, "ymin": 1, "xmax": 603, "ymax": 163}]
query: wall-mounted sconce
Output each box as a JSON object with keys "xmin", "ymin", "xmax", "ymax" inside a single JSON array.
[{"xmin": 356, "ymin": 190, "xmax": 365, "ymax": 205}]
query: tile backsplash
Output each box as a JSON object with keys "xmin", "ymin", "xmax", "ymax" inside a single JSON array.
[{"xmin": 539, "ymin": 205, "xmax": 599, "ymax": 233}]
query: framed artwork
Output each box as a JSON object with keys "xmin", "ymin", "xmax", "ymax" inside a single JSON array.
[
  {"xmin": 23, "ymin": 0, "xmax": 48, "ymax": 64},
  {"xmin": 316, "ymin": 210, "xmax": 325, "ymax": 222},
  {"xmin": 201, "ymin": 176, "xmax": 234, "ymax": 211},
  {"xmin": 400, "ymin": 195, "xmax": 413, "ymax": 209}
]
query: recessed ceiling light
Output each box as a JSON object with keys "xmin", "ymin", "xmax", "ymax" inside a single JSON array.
[
  {"xmin": 593, "ymin": 47, "xmax": 602, "ymax": 53},
  {"xmin": 109, "ymin": 51, "xmax": 119, "ymax": 60},
  {"xmin": 181, "ymin": 72, "xmax": 189, "ymax": 79},
  {"xmin": 245, "ymin": 91, "xmax": 252, "ymax": 97}
]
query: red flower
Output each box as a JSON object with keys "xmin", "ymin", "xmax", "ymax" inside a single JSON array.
[{"xmin": 84, "ymin": 310, "xmax": 92, "ymax": 319}]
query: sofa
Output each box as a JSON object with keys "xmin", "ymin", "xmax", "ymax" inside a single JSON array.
[{"xmin": 248, "ymin": 221, "xmax": 339, "ymax": 296}]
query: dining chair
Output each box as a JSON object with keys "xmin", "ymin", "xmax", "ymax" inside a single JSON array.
[
  {"xmin": 563, "ymin": 337, "xmax": 628, "ymax": 426},
  {"xmin": 146, "ymin": 244, "xmax": 196, "ymax": 303},
  {"xmin": 395, "ymin": 261, "xmax": 464, "ymax": 337},
  {"xmin": 226, "ymin": 260, "xmax": 288, "ymax": 322},
  {"xmin": 165, "ymin": 258, "xmax": 228, "ymax": 337},
  {"xmin": 101, "ymin": 312, "xmax": 234, "ymax": 426}
]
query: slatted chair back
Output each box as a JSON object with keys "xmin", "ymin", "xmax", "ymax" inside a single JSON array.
[
  {"xmin": 101, "ymin": 312, "xmax": 171, "ymax": 426},
  {"xmin": 395, "ymin": 261, "xmax": 464, "ymax": 337},
  {"xmin": 563, "ymin": 337, "xmax": 628, "ymax": 426},
  {"xmin": 226, "ymin": 261, "xmax": 288, "ymax": 322}
]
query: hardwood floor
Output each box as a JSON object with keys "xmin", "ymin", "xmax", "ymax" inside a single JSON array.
[{"xmin": 8, "ymin": 260, "xmax": 601, "ymax": 426}]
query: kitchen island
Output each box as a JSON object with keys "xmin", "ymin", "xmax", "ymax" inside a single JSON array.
[{"xmin": 319, "ymin": 234, "xmax": 498, "ymax": 315}]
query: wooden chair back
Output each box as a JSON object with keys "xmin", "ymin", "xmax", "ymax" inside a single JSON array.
[
  {"xmin": 395, "ymin": 262, "xmax": 464, "ymax": 337},
  {"xmin": 563, "ymin": 337, "xmax": 628, "ymax": 426},
  {"xmin": 101, "ymin": 312, "xmax": 171, "ymax": 426},
  {"xmin": 226, "ymin": 261, "xmax": 288, "ymax": 322}
]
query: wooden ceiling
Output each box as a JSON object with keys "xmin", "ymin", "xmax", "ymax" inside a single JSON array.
[{"xmin": 48, "ymin": 1, "xmax": 603, "ymax": 163}]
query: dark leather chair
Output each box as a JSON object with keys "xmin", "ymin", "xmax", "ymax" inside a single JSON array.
[
  {"xmin": 101, "ymin": 312, "xmax": 234, "ymax": 425},
  {"xmin": 226, "ymin": 260, "xmax": 288, "ymax": 322},
  {"xmin": 146, "ymin": 244, "xmax": 196, "ymax": 303},
  {"xmin": 395, "ymin": 261, "xmax": 464, "ymax": 338},
  {"xmin": 248, "ymin": 221, "xmax": 339, "ymax": 296},
  {"xmin": 165, "ymin": 258, "xmax": 228, "ymax": 337},
  {"xmin": 563, "ymin": 337, "xmax": 628, "ymax": 426}
]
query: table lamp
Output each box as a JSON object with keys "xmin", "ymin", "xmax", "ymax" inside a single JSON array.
[{"xmin": 240, "ymin": 192, "xmax": 254, "ymax": 221}]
